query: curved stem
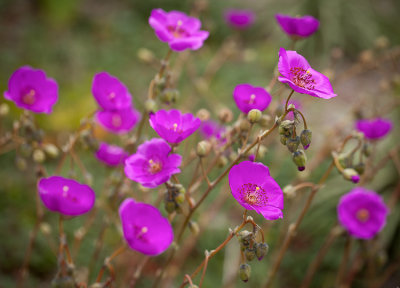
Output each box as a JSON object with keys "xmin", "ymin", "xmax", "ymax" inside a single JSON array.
[
  {"xmin": 95, "ymin": 245, "xmax": 127, "ymax": 283},
  {"xmin": 284, "ymin": 90, "xmax": 295, "ymax": 112}
]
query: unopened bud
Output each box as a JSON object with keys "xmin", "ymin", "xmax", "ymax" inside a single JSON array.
[
  {"xmin": 217, "ymin": 155, "xmax": 228, "ymax": 168},
  {"xmin": 238, "ymin": 263, "xmax": 251, "ymax": 282},
  {"xmin": 292, "ymin": 150, "xmax": 306, "ymax": 171},
  {"xmin": 237, "ymin": 230, "xmax": 253, "ymax": 247},
  {"xmin": 259, "ymin": 115, "xmax": 271, "ymax": 127},
  {"xmin": 245, "ymin": 247, "xmax": 256, "ymax": 261},
  {"xmin": 33, "ymin": 149, "xmax": 46, "ymax": 163},
  {"xmin": 0, "ymin": 103, "xmax": 9, "ymax": 116},
  {"xmin": 255, "ymin": 243, "xmax": 269, "ymax": 260},
  {"xmin": 239, "ymin": 119, "xmax": 251, "ymax": 131},
  {"xmin": 145, "ymin": 99, "xmax": 157, "ymax": 113},
  {"xmin": 218, "ymin": 107, "xmax": 233, "ymax": 123},
  {"xmin": 337, "ymin": 152, "xmax": 353, "ymax": 169},
  {"xmin": 283, "ymin": 185, "xmax": 296, "ymax": 199},
  {"xmin": 161, "ymin": 89, "xmax": 179, "ymax": 104},
  {"xmin": 300, "ymin": 129, "xmax": 312, "ymax": 150},
  {"xmin": 196, "ymin": 109, "xmax": 210, "ymax": 121},
  {"xmin": 362, "ymin": 143, "xmax": 372, "ymax": 157},
  {"xmin": 280, "ymin": 135, "xmax": 288, "ymax": 145},
  {"xmin": 175, "ymin": 193, "xmax": 185, "ymax": 204},
  {"xmin": 137, "ymin": 48, "xmax": 155, "ymax": 63},
  {"xmin": 164, "ymin": 199, "xmax": 176, "ymax": 214},
  {"xmin": 188, "ymin": 221, "xmax": 200, "ymax": 236},
  {"xmin": 40, "ymin": 223, "xmax": 52, "ymax": 235},
  {"xmin": 286, "ymin": 136, "xmax": 300, "ymax": 153},
  {"xmin": 247, "ymin": 109, "xmax": 262, "ymax": 124},
  {"xmin": 196, "ymin": 141, "xmax": 211, "ymax": 157},
  {"xmin": 43, "ymin": 143, "xmax": 59, "ymax": 158},
  {"xmin": 279, "ymin": 120, "xmax": 295, "ymax": 137},
  {"xmin": 354, "ymin": 163, "xmax": 365, "ymax": 175},
  {"xmin": 342, "ymin": 168, "xmax": 360, "ymax": 183}
]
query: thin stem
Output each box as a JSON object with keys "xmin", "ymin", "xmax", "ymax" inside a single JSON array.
[
  {"xmin": 130, "ymin": 256, "xmax": 150, "ymax": 287},
  {"xmin": 199, "ymin": 251, "xmax": 210, "ymax": 288},
  {"xmin": 95, "ymin": 245, "xmax": 127, "ymax": 283},
  {"xmin": 284, "ymin": 90, "xmax": 295, "ymax": 112},
  {"xmin": 200, "ymin": 158, "xmax": 211, "ymax": 187},
  {"xmin": 336, "ymin": 236, "xmax": 352, "ymax": 287}
]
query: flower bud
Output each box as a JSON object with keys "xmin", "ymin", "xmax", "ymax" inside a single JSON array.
[
  {"xmin": 237, "ymin": 230, "xmax": 253, "ymax": 247},
  {"xmin": 238, "ymin": 263, "xmax": 251, "ymax": 282},
  {"xmin": 247, "ymin": 109, "xmax": 262, "ymax": 124},
  {"xmin": 286, "ymin": 136, "xmax": 300, "ymax": 153},
  {"xmin": 33, "ymin": 149, "xmax": 46, "ymax": 163},
  {"xmin": 160, "ymin": 88, "xmax": 179, "ymax": 104},
  {"xmin": 283, "ymin": 185, "xmax": 296, "ymax": 199},
  {"xmin": 164, "ymin": 199, "xmax": 177, "ymax": 214},
  {"xmin": 0, "ymin": 103, "xmax": 9, "ymax": 116},
  {"xmin": 16, "ymin": 157, "xmax": 27, "ymax": 171},
  {"xmin": 342, "ymin": 168, "xmax": 360, "ymax": 183},
  {"xmin": 279, "ymin": 120, "xmax": 295, "ymax": 137},
  {"xmin": 196, "ymin": 141, "xmax": 211, "ymax": 157},
  {"xmin": 144, "ymin": 99, "xmax": 157, "ymax": 113},
  {"xmin": 175, "ymin": 193, "xmax": 185, "ymax": 204},
  {"xmin": 218, "ymin": 107, "xmax": 233, "ymax": 123},
  {"xmin": 245, "ymin": 247, "xmax": 256, "ymax": 261},
  {"xmin": 354, "ymin": 163, "xmax": 365, "ymax": 175},
  {"xmin": 300, "ymin": 129, "xmax": 312, "ymax": 150},
  {"xmin": 337, "ymin": 152, "xmax": 353, "ymax": 169},
  {"xmin": 362, "ymin": 143, "xmax": 372, "ymax": 157},
  {"xmin": 217, "ymin": 155, "xmax": 228, "ymax": 168},
  {"xmin": 259, "ymin": 115, "xmax": 271, "ymax": 128},
  {"xmin": 188, "ymin": 221, "xmax": 200, "ymax": 236},
  {"xmin": 239, "ymin": 119, "xmax": 251, "ymax": 131},
  {"xmin": 280, "ymin": 135, "xmax": 288, "ymax": 145},
  {"xmin": 43, "ymin": 143, "xmax": 59, "ymax": 158},
  {"xmin": 196, "ymin": 109, "xmax": 210, "ymax": 121},
  {"xmin": 255, "ymin": 243, "xmax": 269, "ymax": 260},
  {"xmin": 137, "ymin": 48, "xmax": 155, "ymax": 63},
  {"xmin": 292, "ymin": 150, "xmax": 306, "ymax": 171}
]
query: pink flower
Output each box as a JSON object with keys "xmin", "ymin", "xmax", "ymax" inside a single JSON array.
[
  {"xmin": 149, "ymin": 9, "xmax": 209, "ymax": 52},
  {"xmin": 199, "ymin": 120, "xmax": 226, "ymax": 141},
  {"xmin": 95, "ymin": 142, "xmax": 128, "ymax": 166},
  {"xmin": 38, "ymin": 176, "xmax": 95, "ymax": 216},
  {"xmin": 338, "ymin": 187, "xmax": 388, "ymax": 239},
  {"xmin": 124, "ymin": 138, "xmax": 182, "ymax": 188},
  {"xmin": 119, "ymin": 198, "xmax": 174, "ymax": 255},
  {"xmin": 275, "ymin": 14, "xmax": 319, "ymax": 39},
  {"xmin": 4, "ymin": 66, "xmax": 58, "ymax": 114},
  {"xmin": 233, "ymin": 84, "xmax": 272, "ymax": 114},
  {"xmin": 229, "ymin": 161, "xmax": 284, "ymax": 220},
  {"xmin": 149, "ymin": 109, "xmax": 201, "ymax": 144},
  {"xmin": 224, "ymin": 9, "xmax": 255, "ymax": 29},
  {"xmin": 356, "ymin": 118, "xmax": 392, "ymax": 140},
  {"xmin": 96, "ymin": 107, "xmax": 141, "ymax": 134},
  {"xmin": 278, "ymin": 48, "xmax": 336, "ymax": 99}
]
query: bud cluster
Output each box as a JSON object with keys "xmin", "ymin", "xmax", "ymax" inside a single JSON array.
[{"xmin": 164, "ymin": 183, "xmax": 186, "ymax": 214}]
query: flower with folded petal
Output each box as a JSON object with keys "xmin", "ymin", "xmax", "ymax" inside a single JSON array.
[
  {"xmin": 119, "ymin": 198, "xmax": 173, "ymax": 256},
  {"xmin": 275, "ymin": 14, "xmax": 319, "ymax": 39},
  {"xmin": 233, "ymin": 84, "xmax": 272, "ymax": 114},
  {"xmin": 149, "ymin": 109, "xmax": 201, "ymax": 144},
  {"xmin": 4, "ymin": 66, "xmax": 58, "ymax": 114},
  {"xmin": 149, "ymin": 8, "xmax": 209, "ymax": 52},
  {"xmin": 356, "ymin": 118, "xmax": 392, "ymax": 140},
  {"xmin": 229, "ymin": 161, "xmax": 284, "ymax": 220},
  {"xmin": 95, "ymin": 142, "xmax": 128, "ymax": 166},
  {"xmin": 38, "ymin": 176, "xmax": 95, "ymax": 216},
  {"xmin": 338, "ymin": 187, "xmax": 388, "ymax": 239},
  {"xmin": 278, "ymin": 48, "xmax": 336, "ymax": 99},
  {"xmin": 96, "ymin": 107, "xmax": 140, "ymax": 134},
  {"xmin": 92, "ymin": 72, "xmax": 132, "ymax": 110},
  {"xmin": 124, "ymin": 138, "xmax": 182, "ymax": 188},
  {"xmin": 224, "ymin": 9, "xmax": 255, "ymax": 29}
]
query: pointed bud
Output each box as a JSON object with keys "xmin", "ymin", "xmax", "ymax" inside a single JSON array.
[
  {"xmin": 255, "ymin": 243, "xmax": 269, "ymax": 260},
  {"xmin": 238, "ymin": 263, "xmax": 251, "ymax": 282},
  {"xmin": 286, "ymin": 136, "xmax": 300, "ymax": 153},
  {"xmin": 247, "ymin": 109, "xmax": 262, "ymax": 124},
  {"xmin": 196, "ymin": 141, "xmax": 211, "ymax": 157},
  {"xmin": 245, "ymin": 247, "xmax": 256, "ymax": 261},
  {"xmin": 342, "ymin": 168, "xmax": 360, "ymax": 183},
  {"xmin": 300, "ymin": 129, "xmax": 312, "ymax": 150},
  {"xmin": 292, "ymin": 150, "xmax": 306, "ymax": 171}
]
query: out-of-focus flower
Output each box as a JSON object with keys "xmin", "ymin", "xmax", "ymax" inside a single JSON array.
[
  {"xmin": 95, "ymin": 142, "xmax": 128, "ymax": 166},
  {"xmin": 149, "ymin": 9, "xmax": 209, "ymax": 52},
  {"xmin": 119, "ymin": 198, "xmax": 173, "ymax": 255},
  {"xmin": 4, "ymin": 66, "xmax": 58, "ymax": 114},
  {"xmin": 278, "ymin": 48, "xmax": 336, "ymax": 99},
  {"xmin": 124, "ymin": 138, "xmax": 182, "ymax": 188},
  {"xmin": 275, "ymin": 14, "xmax": 319, "ymax": 39},
  {"xmin": 92, "ymin": 72, "xmax": 132, "ymax": 110},
  {"xmin": 224, "ymin": 9, "xmax": 255, "ymax": 29},
  {"xmin": 149, "ymin": 109, "xmax": 201, "ymax": 144},
  {"xmin": 229, "ymin": 161, "xmax": 284, "ymax": 220},
  {"xmin": 356, "ymin": 118, "xmax": 392, "ymax": 140},
  {"xmin": 96, "ymin": 107, "xmax": 140, "ymax": 134},
  {"xmin": 233, "ymin": 84, "xmax": 272, "ymax": 114},
  {"xmin": 199, "ymin": 120, "xmax": 226, "ymax": 141},
  {"xmin": 38, "ymin": 176, "xmax": 95, "ymax": 216},
  {"xmin": 337, "ymin": 187, "xmax": 388, "ymax": 239}
]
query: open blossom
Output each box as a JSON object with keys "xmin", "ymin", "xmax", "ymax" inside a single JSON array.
[
  {"xmin": 96, "ymin": 107, "xmax": 140, "ymax": 134},
  {"xmin": 338, "ymin": 187, "xmax": 388, "ymax": 239},
  {"xmin": 233, "ymin": 84, "xmax": 272, "ymax": 114},
  {"xmin": 149, "ymin": 109, "xmax": 201, "ymax": 144},
  {"xmin": 199, "ymin": 120, "xmax": 226, "ymax": 140},
  {"xmin": 95, "ymin": 142, "xmax": 128, "ymax": 166},
  {"xmin": 229, "ymin": 161, "xmax": 284, "ymax": 220},
  {"xmin": 4, "ymin": 66, "xmax": 58, "ymax": 114},
  {"xmin": 119, "ymin": 198, "xmax": 174, "ymax": 255},
  {"xmin": 356, "ymin": 118, "xmax": 392, "ymax": 140},
  {"xmin": 149, "ymin": 9, "xmax": 209, "ymax": 52},
  {"xmin": 38, "ymin": 176, "xmax": 95, "ymax": 216},
  {"xmin": 124, "ymin": 138, "xmax": 182, "ymax": 188},
  {"xmin": 92, "ymin": 72, "xmax": 132, "ymax": 110},
  {"xmin": 224, "ymin": 9, "xmax": 255, "ymax": 29},
  {"xmin": 275, "ymin": 14, "xmax": 319, "ymax": 38},
  {"xmin": 278, "ymin": 48, "xmax": 336, "ymax": 99}
]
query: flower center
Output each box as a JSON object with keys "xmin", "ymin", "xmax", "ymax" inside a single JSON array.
[
  {"xmin": 108, "ymin": 92, "xmax": 116, "ymax": 101},
  {"xmin": 111, "ymin": 114, "xmax": 122, "ymax": 127},
  {"xmin": 22, "ymin": 89, "xmax": 37, "ymax": 105},
  {"xmin": 148, "ymin": 159, "xmax": 163, "ymax": 174},
  {"xmin": 132, "ymin": 225, "xmax": 149, "ymax": 242},
  {"xmin": 238, "ymin": 183, "xmax": 268, "ymax": 206},
  {"xmin": 168, "ymin": 20, "xmax": 188, "ymax": 38},
  {"xmin": 290, "ymin": 67, "xmax": 316, "ymax": 90},
  {"xmin": 356, "ymin": 208, "xmax": 370, "ymax": 222},
  {"xmin": 61, "ymin": 185, "xmax": 78, "ymax": 203},
  {"xmin": 248, "ymin": 94, "xmax": 256, "ymax": 105}
]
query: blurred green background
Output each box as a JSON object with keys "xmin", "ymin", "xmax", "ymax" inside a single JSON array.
[{"xmin": 0, "ymin": 0, "xmax": 399, "ymax": 287}]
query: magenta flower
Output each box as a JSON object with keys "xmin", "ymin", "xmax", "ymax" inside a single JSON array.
[
  {"xmin": 275, "ymin": 14, "xmax": 319, "ymax": 39},
  {"xmin": 233, "ymin": 84, "xmax": 272, "ymax": 114},
  {"xmin": 149, "ymin": 109, "xmax": 201, "ymax": 144},
  {"xmin": 95, "ymin": 142, "xmax": 128, "ymax": 167},
  {"xmin": 148, "ymin": 9, "xmax": 209, "ymax": 52},
  {"xmin": 356, "ymin": 118, "xmax": 392, "ymax": 140},
  {"xmin": 278, "ymin": 48, "xmax": 336, "ymax": 99},
  {"xmin": 92, "ymin": 72, "xmax": 132, "ymax": 110},
  {"xmin": 229, "ymin": 161, "xmax": 284, "ymax": 220},
  {"xmin": 124, "ymin": 138, "xmax": 182, "ymax": 188},
  {"xmin": 96, "ymin": 107, "xmax": 140, "ymax": 134},
  {"xmin": 199, "ymin": 120, "xmax": 226, "ymax": 140},
  {"xmin": 38, "ymin": 176, "xmax": 95, "ymax": 216},
  {"xmin": 224, "ymin": 9, "xmax": 255, "ymax": 29},
  {"xmin": 4, "ymin": 66, "xmax": 58, "ymax": 114},
  {"xmin": 338, "ymin": 187, "xmax": 388, "ymax": 239},
  {"xmin": 119, "ymin": 198, "xmax": 173, "ymax": 256}
]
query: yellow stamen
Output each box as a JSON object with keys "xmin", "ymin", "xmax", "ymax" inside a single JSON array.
[
  {"xmin": 356, "ymin": 208, "xmax": 370, "ymax": 222},
  {"xmin": 249, "ymin": 94, "xmax": 256, "ymax": 104},
  {"xmin": 173, "ymin": 123, "xmax": 178, "ymax": 132},
  {"xmin": 62, "ymin": 185, "xmax": 69, "ymax": 198}
]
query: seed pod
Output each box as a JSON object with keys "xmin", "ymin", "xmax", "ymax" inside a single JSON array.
[
  {"xmin": 292, "ymin": 150, "xmax": 306, "ymax": 171},
  {"xmin": 240, "ymin": 119, "xmax": 251, "ymax": 131},
  {"xmin": 286, "ymin": 136, "xmax": 300, "ymax": 153},
  {"xmin": 342, "ymin": 168, "xmax": 360, "ymax": 183},
  {"xmin": 279, "ymin": 120, "xmax": 295, "ymax": 137},
  {"xmin": 245, "ymin": 247, "xmax": 256, "ymax": 261},
  {"xmin": 300, "ymin": 129, "xmax": 312, "ymax": 150},
  {"xmin": 238, "ymin": 263, "xmax": 251, "ymax": 282},
  {"xmin": 280, "ymin": 135, "xmax": 288, "ymax": 145},
  {"xmin": 247, "ymin": 109, "xmax": 262, "ymax": 124},
  {"xmin": 196, "ymin": 108, "xmax": 210, "ymax": 121},
  {"xmin": 237, "ymin": 230, "xmax": 253, "ymax": 247},
  {"xmin": 255, "ymin": 243, "xmax": 269, "ymax": 260}
]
